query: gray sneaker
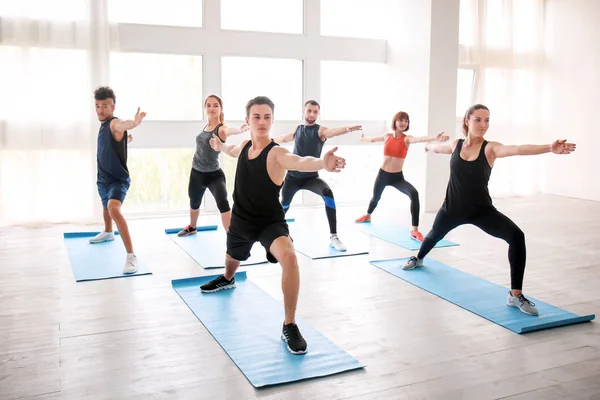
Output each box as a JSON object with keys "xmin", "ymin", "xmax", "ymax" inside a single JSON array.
[
  {"xmin": 507, "ymin": 292, "xmax": 539, "ymax": 316},
  {"xmin": 403, "ymin": 256, "xmax": 424, "ymax": 270}
]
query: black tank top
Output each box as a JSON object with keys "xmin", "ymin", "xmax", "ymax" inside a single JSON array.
[
  {"xmin": 442, "ymin": 139, "xmax": 494, "ymax": 214},
  {"xmin": 288, "ymin": 124, "xmax": 324, "ymax": 179},
  {"xmin": 232, "ymin": 140, "xmax": 285, "ymax": 225}
]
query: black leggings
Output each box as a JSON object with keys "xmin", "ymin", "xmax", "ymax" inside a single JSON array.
[
  {"xmin": 417, "ymin": 207, "xmax": 526, "ymax": 290},
  {"xmin": 367, "ymin": 169, "xmax": 420, "ymax": 226},
  {"xmin": 281, "ymin": 174, "xmax": 337, "ymax": 234},
  {"xmin": 188, "ymin": 168, "xmax": 230, "ymax": 213}
]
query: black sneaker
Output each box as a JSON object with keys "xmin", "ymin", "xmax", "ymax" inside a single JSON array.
[
  {"xmin": 281, "ymin": 323, "xmax": 307, "ymax": 355},
  {"xmin": 177, "ymin": 225, "xmax": 197, "ymax": 237},
  {"xmin": 200, "ymin": 275, "xmax": 236, "ymax": 293}
]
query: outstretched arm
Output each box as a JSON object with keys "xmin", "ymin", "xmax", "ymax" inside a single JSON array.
[
  {"xmin": 425, "ymin": 138, "xmax": 459, "ymax": 154},
  {"xmin": 275, "ymin": 146, "xmax": 346, "ymax": 173},
  {"xmin": 219, "ymin": 123, "xmax": 249, "ymax": 140},
  {"xmin": 209, "ymin": 136, "xmax": 248, "ymax": 158},
  {"xmin": 360, "ymin": 132, "xmax": 389, "ymax": 143},
  {"xmin": 490, "ymin": 139, "xmax": 576, "ymax": 159},
  {"xmin": 407, "ymin": 131, "xmax": 449, "ymax": 144},
  {"xmin": 320, "ymin": 125, "xmax": 362, "ymax": 140},
  {"xmin": 110, "ymin": 107, "xmax": 146, "ymax": 142},
  {"xmin": 273, "ymin": 130, "xmax": 296, "ymax": 144}
]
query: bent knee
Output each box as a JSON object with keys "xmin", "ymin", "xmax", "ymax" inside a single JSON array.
[
  {"xmin": 217, "ymin": 200, "xmax": 230, "ymax": 213},
  {"xmin": 509, "ymin": 227, "xmax": 525, "ymax": 244},
  {"xmin": 107, "ymin": 200, "xmax": 122, "ymax": 215},
  {"xmin": 408, "ymin": 188, "xmax": 419, "ymax": 200},
  {"xmin": 278, "ymin": 248, "xmax": 297, "ymax": 266}
]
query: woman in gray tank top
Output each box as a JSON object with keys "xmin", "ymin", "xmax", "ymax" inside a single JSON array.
[{"xmin": 177, "ymin": 95, "xmax": 249, "ymax": 236}]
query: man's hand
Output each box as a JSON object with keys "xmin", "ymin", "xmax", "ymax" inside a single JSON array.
[
  {"xmin": 323, "ymin": 146, "xmax": 346, "ymax": 172},
  {"xmin": 134, "ymin": 107, "xmax": 147, "ymax": 127}
]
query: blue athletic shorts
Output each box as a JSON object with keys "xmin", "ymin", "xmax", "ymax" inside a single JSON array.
[{"xmin": 97, "ymin": 180, "xmax": 130, "ymax": 209}]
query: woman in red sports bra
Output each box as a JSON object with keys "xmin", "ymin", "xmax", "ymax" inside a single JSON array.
[{"xmin": 356, "ymin": 111, "xmax": 448, "ymax": 241}]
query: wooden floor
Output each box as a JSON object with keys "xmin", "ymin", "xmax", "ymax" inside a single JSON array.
[{"xmin": 1, "ymin": 194, "xmax": 599, "ymax": 400}]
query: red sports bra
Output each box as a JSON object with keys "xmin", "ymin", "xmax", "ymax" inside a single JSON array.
[{"xmin": 383, "ymin": 134, "xmax": 408, "ymax": 158}]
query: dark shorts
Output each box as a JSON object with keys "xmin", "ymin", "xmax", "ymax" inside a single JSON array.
[
  {"xmin": 97, "ymin": 180, "xmax": 130, "ymax": 209},
  {"xmin": 227, "ymin": 218, "xmax": 290, "ymax": 264}
]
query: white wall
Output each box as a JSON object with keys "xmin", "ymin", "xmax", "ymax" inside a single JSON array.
[{"xmin": 542, "ymin": 0, "xmax": 600, "ymax": 201}]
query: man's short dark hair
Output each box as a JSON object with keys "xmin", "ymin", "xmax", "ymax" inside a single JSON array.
[
  {"xmin": 304, "ymin": 100, "xmax": 320, "ymax": 108},
  {"xmin": 245, "ymin": 96, "xmax": 275, "ymax": 117},
  {"xmin": 94, "ymin": 86, "xmax": 116, "ymax": 103}
]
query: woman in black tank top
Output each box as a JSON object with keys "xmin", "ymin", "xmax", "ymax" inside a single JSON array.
[{"xmin": 403, "ymin": 104, "xmax": 576, "ymax": 317}]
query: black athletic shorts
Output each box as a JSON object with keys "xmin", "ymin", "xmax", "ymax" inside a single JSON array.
[{"xmin": 226, "ymin": 216, "xmax": 290, "ymax": 263}]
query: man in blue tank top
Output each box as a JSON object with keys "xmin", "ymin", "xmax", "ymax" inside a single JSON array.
[
  {"xmin": 88, "ymin": 86, "xmax": 146, "ymax": 274},
  {"xmin": 274, "ymin": 100, "xmax": 362, "ymax": 252}
]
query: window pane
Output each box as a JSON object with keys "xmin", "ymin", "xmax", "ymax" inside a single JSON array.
[
  {"xmin": 221, "ymin": 57, "xmax": 303, "ymax": 120},
  {"xmin": 125, "ymin": 148, "xmax": 204, "ymax": 214},
  {"xmin": 109, "ymin": 53, "xmax": 203, "ymax": 121},
  {"xmin": 321, "ymin": 0, "xmax": 389, "ymax": 39},
  {"xmin": 0, "ymin": 0, "xmax": 85, "ymax": 20},
  {"xmin": 221, "ymin": 0, "xmax": 302, "ymax": 34},
  {"xmin": 456, "ymin": 68, "xmax": 475, "ymax": 117},
  {"xmin": 320, "ymin": 61, "xmax": 387, "ymax": 120},
  {"xmin": 109, "ymin": 0, "xmax": 202, "ymax": 27},
  {"xmin": 0, "ymin": 47, "xmax": 88, "ymax": 122}
]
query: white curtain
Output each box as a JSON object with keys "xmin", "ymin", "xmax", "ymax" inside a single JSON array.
[
  {"xmin": 0, "ymin": 0, "xmax": 118, "ymax": 226},
  {"xmin": 458, "ymin": 0, "xmax": 546, "ymax": 198}
]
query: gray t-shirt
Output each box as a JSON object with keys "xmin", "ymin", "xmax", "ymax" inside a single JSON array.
[{"xmin": 192, "ymin": 123, "xmax": 224, "ymax": 172}]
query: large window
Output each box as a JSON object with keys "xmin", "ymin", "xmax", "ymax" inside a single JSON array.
[
  {"xmin": 0, "ymin": 47, "xmax": 88, "ymax": 122},
  {"xmin": 456, "ymin": 68, "xmax": 476, "ymax": 118},
  {"xmin": 108, "ymin": 0, "xmax": 202, "ymax": 27},
  {"xmin": 321, "ymin": 0, "xmax": 390, "ymax": 40},
  {"xmin": 221, "ymin": 0, "xmax": 303, "ymax": 34},
  {"xmin": 320, "ymin": 61, "xmax": 388, "ymax": 121},
  {"xmin": 125, "ymin": 148, "xmax": 201, "ymax": 214},
  {"xmin": 109, "ymin": 53, "xmax": 203, "ymax": 121},
  {"xmin": 221, "ymin": 57, "xmax": 303, "ymax": 120}
]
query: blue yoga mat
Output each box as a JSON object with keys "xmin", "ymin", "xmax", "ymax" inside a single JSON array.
[
  {"xmin": 165, "ymin": 226, "xmax": 268, "ymax": 269},
  {"xmin": 370, "ymin": 257, "xmax": 595, "ymax": 333},
  {"xmin": 172, "ymin": 272, "xmax": 364, "ymax": 387},
  {"xmin": 357, "ymin": 223, "xmax": 458, "ymax": 251},
  {"xmin": 63, "ymin": 232, "xmax": 152, "ymax": 282},
  {"xmin": 288, "ymin": 222, "xmax": 369, "ymax": 260}
]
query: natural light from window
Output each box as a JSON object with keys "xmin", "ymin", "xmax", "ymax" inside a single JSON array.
[
  {"xmin": 221, "ymin": 0, "xmax": 303, "ymax": 34},
  {"xmin": 109, "ymin": 0, "xmax": 203, "ymax": 27},
  {"xmin": 221, "ymin": 56, "xmax": 303, "ymax": 120},
  {"xmin": 320, "ymin": 61, "xmax": 388, "ymax": 121},
  {"xmin": 110, "ymin": 52, "xmax": 203, "ymax": 121}
]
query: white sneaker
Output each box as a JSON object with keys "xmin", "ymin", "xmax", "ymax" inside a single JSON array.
[
  {"xmin": 329, "ymin": 236, "xmax": 347, "ymax": 252},
  {"xmin": 507, "ymin": 292, "xmax": 539, "ymax": 316},
  {"xmin": 403, "ymin": 256, "xmax": 424, "ymax": 270},
  {"xmin": 123, "ymin": 253, "xmax": 138, "ymax": 274},
  {"xmin": 89, "ymin": 231, "xmax": 115, "ymax": 244}
]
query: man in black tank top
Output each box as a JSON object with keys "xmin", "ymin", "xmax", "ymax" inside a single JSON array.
[
  {"xmin": 200, "ymin": 96, "xmax": 347, "ymax": 355},
  {"xmin": 200, "ymin": 96, "xmax": 345, "ymax": 354},
  {"xmin": 274, "ymin": 100, "xmax": 362, "ymax": 252},
  {"xmin": 402, "ymin": 104, "xmax": 576, "ymax": 317}
]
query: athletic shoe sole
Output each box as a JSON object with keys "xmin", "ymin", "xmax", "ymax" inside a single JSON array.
[
  {"xmin": 200, "ymin": 284, "xmax": 236, "ymax": 293},
  {"xmin": 281, "ymin": 335, "xmax": 308, "ymax": 355}
]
